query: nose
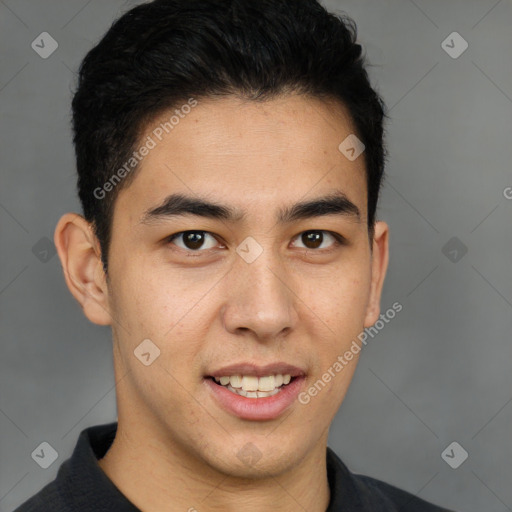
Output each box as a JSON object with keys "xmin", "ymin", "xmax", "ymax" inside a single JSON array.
[{"xmin": 221, "ymin": 250, "xmax": 299, "ymax": 341}]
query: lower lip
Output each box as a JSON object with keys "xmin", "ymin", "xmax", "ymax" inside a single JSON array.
[{"xmin": 204, "ymin": 377, "xmax": 305, "ymax": 421}]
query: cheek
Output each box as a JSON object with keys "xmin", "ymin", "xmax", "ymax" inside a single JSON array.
[
  {"xmin": 113, "ymin": 269, "xmax": 214, "ymax": 361},
  {"xmin": 302, "ymin": 271, "xmax": 370, "ymax": 389},
  {"xmin": 308, "ymin": 272, "xmax": 371, "ymax": 328},
  {"xmin": 112, "ymin": 259, "xmax": 173, "ymax": 323}
]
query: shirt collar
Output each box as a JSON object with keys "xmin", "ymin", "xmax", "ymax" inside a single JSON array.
[{"xmin": 57, "ymin": 422, "xmax": 140, "ymax": 511}]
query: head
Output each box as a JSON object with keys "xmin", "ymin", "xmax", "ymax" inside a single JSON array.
[{"xmin": 56, "ymin": 0, "xmax": 389, "ymax": 481}]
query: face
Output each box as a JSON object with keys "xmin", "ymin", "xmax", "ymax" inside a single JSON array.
[{"xmin": 61, "ymin": 94, "xmax": 388, "ymax": 479}]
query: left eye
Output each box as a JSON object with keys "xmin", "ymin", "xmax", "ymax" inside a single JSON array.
[{"xmin": 291, "ymin": 230, "xmax": 343, "ymax": 250}]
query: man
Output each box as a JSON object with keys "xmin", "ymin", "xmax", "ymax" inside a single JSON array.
[{"xmin": 15, "ymin": 0, "xmax": 456, "ymax": 510}]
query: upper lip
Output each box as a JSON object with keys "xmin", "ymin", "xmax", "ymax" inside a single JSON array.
[{"xmin": 207, "ymin": 362, "xmax": 306, "ymax": 378}]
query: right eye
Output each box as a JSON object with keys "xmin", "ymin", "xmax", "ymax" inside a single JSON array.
[{"xmin": 165, "ymin": 230, "xmax": 225, "ymax": 252}]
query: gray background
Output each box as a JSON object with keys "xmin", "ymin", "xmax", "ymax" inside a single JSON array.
[{"xmin": 1, "ymin": 0, "xmax": 511, "ymax": 511}]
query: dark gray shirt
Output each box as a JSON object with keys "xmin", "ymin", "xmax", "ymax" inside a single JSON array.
[{"xmin": 14, "ymin": 422, "xmax": 456, "ymax": 511}]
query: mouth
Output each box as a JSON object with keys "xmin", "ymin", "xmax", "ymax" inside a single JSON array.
[
  {"xmin": 204, "ymin": 362, "xmax": 306, "ymax": 420},
  {"xmin": 206, "ymin": 374, "xmax": 299, "ymax": 398}
]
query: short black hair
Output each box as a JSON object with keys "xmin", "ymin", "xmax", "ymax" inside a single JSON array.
[{"xmin": 71, "ymin": 0, "xmax": 388, "ymax": 274}]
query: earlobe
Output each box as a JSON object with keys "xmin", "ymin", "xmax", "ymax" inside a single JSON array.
[
  {"xmin": 53, "ymin": 213, "xmax": 112, "ymax": 326},
  {"xmin": 363, "ymin": 221, "xmax": 390, "ymax": 328}
]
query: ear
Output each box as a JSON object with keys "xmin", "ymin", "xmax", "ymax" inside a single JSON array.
[
  {"xmin": 363, "ymin": 220, "xmax": 390, "ymax": 328},
  {"xmin": 54, "ymin": 213, "xmax": 112, "ymax": 326}
]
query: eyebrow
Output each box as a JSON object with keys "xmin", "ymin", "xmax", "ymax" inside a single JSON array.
[{"xmin": 139, "ymin": 191, "xmax": 361, "ymax": 225}]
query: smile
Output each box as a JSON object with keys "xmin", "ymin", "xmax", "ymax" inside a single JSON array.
[{"xmin": 210, "ymin": 374, "xmax": 294, "ymax": 398}]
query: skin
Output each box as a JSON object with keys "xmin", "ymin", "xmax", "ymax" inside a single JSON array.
[{"xmin": 54, "ymin": 94, "xmax": 389, "ymax": 512}]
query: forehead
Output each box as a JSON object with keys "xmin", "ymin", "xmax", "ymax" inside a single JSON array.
[{"xmin": 114, "ymin": 94, "xmax": 368, "ymax": 224}]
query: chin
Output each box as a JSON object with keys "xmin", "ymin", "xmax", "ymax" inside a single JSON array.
[{"xmin": 201, "ymin": 436, "xmax": 306, "ymax": 480}]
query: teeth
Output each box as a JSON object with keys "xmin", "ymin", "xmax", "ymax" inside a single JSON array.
[
  {"xmin": 225, "ymin": 385, "xmax": 282, "ymax": 398},
  {"xmin": 241, "ymin": 376, "xmax": 259, "ymax": 391},
  {"xmin": 229, "ymin": 375, "xmax": 242, "ymax": 388},
  {"xmin": 213, "ymin": 373, "xmax": 294, "ymax": 394},
  {"xmin": 258, "ymin": 375, "xmax": 275, "ymax": 391},
  {"xmin": 258, "ymin": 388, "xmax": 280, "ymax": 397}
]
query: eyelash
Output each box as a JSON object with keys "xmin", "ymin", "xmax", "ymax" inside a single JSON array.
[{"xmin": 164, "ymin": 230, "xmax": 347, "ymax": 254}]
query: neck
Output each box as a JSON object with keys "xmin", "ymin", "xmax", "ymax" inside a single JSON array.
[{"xmin": 97, "ymin": 420, "xmax": 331, "ymax": 512}]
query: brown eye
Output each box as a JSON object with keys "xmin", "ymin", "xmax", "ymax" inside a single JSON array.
[
  {"xmin": 292, "ymin": 230, "xmax": 345, "ymax": 251},
  {"xmin": 167, "ymin": 231, "xmax": 219, "ymax": 251},
  {"xmin": 302, "ymin": 231, "xmax": 323, "ymax": 249}
]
